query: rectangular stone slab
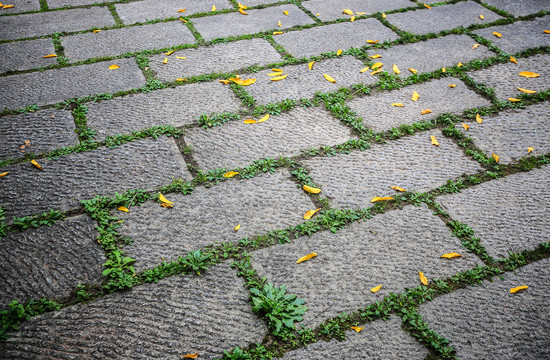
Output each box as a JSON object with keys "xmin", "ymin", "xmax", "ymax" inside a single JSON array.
[
  {"xmin": 251, "ymin": 205, "xmax": 481, "ymax": 328},
  {"xmin": 347, "ymin": 77, "xmax": 491, "ymax": 132},
  {"xmin": 0, "ymin": 136, "xmax": 191, "ymax": 218},
  {"xmin": 302, "ymin": 130, "xmax": 484, "ymax": 209},
  {"xmin": 192, "ymin": 4, "xmax": 315, "ymax": 41},
  {"xmin": 47, "ymin": 0, "xmax": 116, "ymax": 8},
  {"xmin": 302, "ymin": 0, "xmax": 414, "ymax": 22},
  {"xmin": 0, "ymin": 58, "xmax": 146, "ymax": 110},
  {"xmin": 148, "ymin": 38, "xmax": 282, "ymax": 82},
  {"xmin": 0, "ymin": 262, "xmax": 267, "ymax": 360},
  {"xmin": 185, "ymin": 106, "xmax": 356, "ymax": 171},
  {"xmin": 436, "ymin": 166, "xmax": 550, "ymax": 259},
  {"xmin": 386, "ymin": 2, "xmax": 502, "ymax": 35},
  {"xmin": 119, "ymin": 169, "xmax": 315, "ymax": 271},
  {"xmin": 87, "ymin": 81, "xmax": 242, "ymax": 140},
  {"xmin": 273, "ymin": 18, "xmax": 399, "ymax": 59},
  {"xmin": 62, "ymin": 21, "xmax": 196, "ymax": 62},
  {"xmin": 419, "ymin": 258, "xmax": 550, "ymax": 360},
  {"xmin": 0, "ymin": 0, "xmax": 40, "ymax": 14},
  {"xmin": 0, "ymin": 38, "xmax": 57, "ymax": 74},
  {"xmin": 478, "ymin": 0, "xmax": 549, "ymax": 17}
]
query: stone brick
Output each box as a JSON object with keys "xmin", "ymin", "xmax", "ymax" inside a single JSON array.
[
  {"xmin": 0, "ymin": 0, "xmax": 40, "ymax": 14},
  {"xmin": 479, "ymin": 0, "xmax": 549, "ymax": 17},
  {"xmin": 252, "ymin": 206, "xmax": 481, "ymax": 327},
  {"xmin": 244, "ymin": 0, "xmax": 285, "ymax": 5},
  {"xmin": 302, "ymin": 0, "xmax": 414, "ymax": 22},
  {"xmin": 185, "ymin": 106, "xmax": 355, "ymax": 170},
  {"xmin": 436, "ymin": 166, "xmax": 550, "ymax": 259},
  {"xmin": 0, "ymin": 38, "xmax": 57, "ymax": 74},
  {"xmin": 0, "ymin": 58, "xmax": 145, "ymax": 110},
  {"xmin": 347, "ymin": 77, "xmax": 491, "ymax": 132},
  {"xmin": 47, "ymin": 0, "xmax": 113, "ymax": 8},
  {"xmin": 148, "ymin": 38, "xmax": 282, "ymax": 82},
  {"xmin": 419, "ymin": 258, "xmax": 550, "ymax": 360}
]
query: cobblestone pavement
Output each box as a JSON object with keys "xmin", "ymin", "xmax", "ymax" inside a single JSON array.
[{"xmin": 0, "ymin": 0, "xmax": 549, "ymax": 359}]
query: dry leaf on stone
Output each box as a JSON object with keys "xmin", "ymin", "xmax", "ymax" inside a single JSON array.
[
  {"xmin": 239, "ymin": 8, "xmax": 248, "ymax": 15},
  {"xmin": 441, "ymin": 252, "xmax": 462, "ymax": 258},
  {"xmin": 369, "ymin": 54, "xmax": 382, "ymax": 59},
  {"xmin": 176, "ymin": 78, "xmax": 188, "ymax": 82},
  {"xmin": 336, "ymin": 49, "xmax": 343, "ymax": 56},
  {"xmin": 273, "ymin": 31, "xmax": 283, "ymax": 35},
  {"xmin": 518, "ymin": 71, "xmax": 540, "ymax": 78},
  {"xmin": 159, "ymin": 193, "xmax": 173, "ymax": 205},
  {"xmin": 166, "ymin": 50, "xmax": 175, "ymax": 56},
  {"xmin": 411, "ymin": 91, "xmax": 419, "ymax": 101},
  {"xmin": 472, "ymin": 43, "xmax": 480, "ymax": 49},
  {"xmin": 271, "ymin": 74, "xmax": 287, "ymax": 81},
  {"xmin": 371, "ymin": 197, "xmax": 393, "ymax": 203},
  {"xmin": 175, "ymin": 56, "xmax": 185, "ymax": 60},
  {"xmin": 342, "ymin": 9, "xmax": 353, "ymax": 15},
  {"xmin": 356, "ymin": 12, "xmax": 366, "ymax": 15},
  {"xmin": 108, "ymin": 64, "xmax": 119, "ymax": 70},
  {"xmin": 441, "ymin": 67, "xmax": 446, "ymax": 73},
  {"xmin": 508, "ymin": 97, "xmax": 521, "ymax": 102},
  {"xmin": 391, "ymin": 103, "xmax": 405, "ymax": 107},
  {"xmin": 93, "ymin": 29, "xmax": 101, "ymax": 33},
  {"xmin": 241, "ymin": 78, "xmax": 256, "ymax": 86},
  {"xmin": 419, "ymin": 271, "xmax": 428, "ymax": 285},
  {"xmin": 462, "ymin": 123, "xmax": 470, "ymax": 130},
  {"xmin": 211, "ymin": 5, "xmax": 216, "ymax": 11},
  {"xmin": 323, "ymin": 73, "xmax": 336, "ymax": 83},
  {"xmin": 223, "ymin": 171, "xmax": 239, "ymax": 178},
  {"xmin": 179, "ymin": 18, "xmax": 187, "ymax": 23},
  {"xmin": 390, "ymin": 186, "xmax": 406, "ymax": 192},
  {"xmin": 392, "ymin": 64, "xmax": 400, "ymax": 74},
  {"xmin": 517, "ymin": 87, "xmax": 536, "ymax": 94},
  {"xmin": 510, "ymin": 56, "xmax": 517, "ymax": 64},
  {"xmin": 382, "ymin": 13, "xmax": 386, "ymax": 19},
  {"xmin": 351, "ymin": 326, "xmax": 364, "ymax": 332},
  {"xmin": 182, "ymin": 354, "xmax": 199, "ymax": 359},
  {"xmin": 528, "ymin": 147, "xmax": 534, "ymax": 153},
  {"xmin": 118, "ymin": 206, "xmax": 129, "ymax": 212},
  {"xmin": 457, "ymin": 62, "xmax": 463, "ymax": 67},
  {"xmin": 492, "ymin": 32, "xmax": 501, "ymax": 38},
  {"xmin": 234, "ymin": 224, "xmax": 240, "ymax": 231},
  {"xmin": 431, "ymin": 135, "xmax": 439, "ymax": 146},
  {"xmin": 371, "ymin": 284, "xmax": 382, "ymax": 293},
  {"xmin": 31, "ymin": 159, "xmax": 42, "ymax": 170},
  {"xmin": 360, "ymin": 66, "xmax": 370, "ymax": 73},
  {"xmin": 479, "ymin": 14, "xmax": 484, "ymax": 19},
  {"xmin": 351, "ymin": 16, "xmax": 355, "ymax": 22},
  {"xmin": 278, "ymin": 20, "xmax": 282, "ymax": 27},
  {"xmin": 303, "ymin": 185, "xmax": 321, "ymax": 194},
  {"xmin": 476, "ymin": 114, "xmax": 483, "ymax": 123},
  {"xmin": 544, "ymin": 30, "xmax": 550, "ymax": 34},
  {"xmin": 408, "ymin": 68, "xmax": 417, "ymax": 74},
  {"xmin": 272, "ymin": 68, "xmax": 283, "ymax": 72},
  {"xmin": 366, "ymin": 39, "xmax": 379, "ymax": 44},
  {"xmin": 297, "ymin": 252, "xmax": 317, "ymax": 263},
  {"xmin": 371, "ymin": 68, "xmax": 382, "ymax": 76},
  {"xmin": 257, "ymin": 114, "xmax": 269, "ymax": 123},
  {"xmin": 371, "ymin": 62, "xmax": 383, "ymax": 69},
  {"xmin": 449, "ymin": 84, "xmax": 457, "ymax": 88},
  {"xmin": 219, "ymin": 79, "xmax": 230, "ymax": 84},
  {"xmin": 308, "ymin": 61, "xmax": 315, "ymax": 70},
  {"xmin": 243, "ymin": 119, "xmax": 257, "ymax": 124},
  {"xmin": 304, "ymin": 208, "xmax": 320, "ymax": 220},
  {"xmin": 420, "ymin": 108, "xmax": 432, "ymax": 115},
  {"xmin": 283, "ymin": 10, "xmax": 289, "ymax": 15},
  {"xmin": 510, "ymin": 285, "xmax": 528, "ymax": 294},
  {"xmin": 43, "ymin": 54, "xmax": 57, "ymax": 58},
  {"xmin": 424, "ymin": 3, "xmax": 431, "ymax": 9},
  {"xmin": 0, "ymin": 172, "xmax": 9, "ymax": 178},
  {"xmin": 492, "ymin": 153, "xmax": 499, "ymax": 162},
  {"xmin": 162, "ymin": 58, "xmax": 168, "ymax": 64}
]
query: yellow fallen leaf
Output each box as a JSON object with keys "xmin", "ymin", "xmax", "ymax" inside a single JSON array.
[
  {"xmin": 510, "ymin": 56, "xmax": 517, "ymax": 64},
  {"xmin": 241, "ymin": 78, "xmax": 256, "ymax": 86},
  {"xmin": 390, "ymin": 186, "xmax": 406, "ymax": 192},
  {"xmin": 441, "ymin": 252, "xmax": 462, "ymax": 258},
  {"xmin": 371, "ymin": 197, "xmax": 393, "ymax": 203},
  {"xmin": 371, "ymin": 68, "xmax": 382, "ymax": 76},
  {"xmin": 472, "ymin": 43, "xmax": 480, "ymax": 49},
  {"xmin": 283, "ymin": 10, "xmax": 288, "ymax": 15},
  {"xmin": 420, "ymin": 108, "xmax": 432, "ymax": 115},
  {"xmin": 424, "ymin": 3, "xmax": 431, "ymax": 9},
  {"xmin": 223, "ymin": 171, "xmax": 239, "ymax": 178},
  {"xmin": 0, "ymin": 172, "xmax": 9, "ymax": 178},
  {"xmin": 179, "ymin": 17, "xmax": 187, "ymax": 23},
  {"xmin": 219, "ymin": 79, "xmax": 230, "ymax": 84},
  {"xmin": 336, "ymin": 49, "xmax": 343, "ymax": 56},
  {"xmin": 492, "ymin": 153, "xmax": 499, "ymax": 162},
  {"xmin": 356, "ymin": 12, "xmax": 366, "ymax": 15},
  {"xmin": 508, "ymin": 97, "xmax": 521, "ymax": 102},
  {"xmin": 162, "ymin": 58, "xmax": 168, "ymax": 64},
  {"xmin": 159, "ymin": 193, "xmax": 173, "ymax": 205},
  {"xmin": 118, "ymin": 206, "xmax": 129, "ymax": 212},
  {"xmin": 323, "ymin": 73, "xmax": 336, "ymax": 83},
  {"xmin": 3, "ymin": 4, "xmax": 14, "ymax": 8},
  {"xmin": 431, "ymin": 135, "xmax": 439, "ymax": 146},
  {"xmin": 271, "ymin": 68, "xmax": 283, "ymax": 72},
  {"xmin": 493, "ymin": 31, "xmax": 501, "ymax": 38},
  {"xmin": 371, "ymin": 62, "xmax": 383, "ymax": 69},
  {"xmin": 544, "ymin": 30, "xmax": 550, "ymax": 34},
  {"xmin": 518, "ymin": 71, "xmax": 540, "ymax": 78},
  {"xmin": 528, "ymin": 147, "xmax": 534, "ymax": 153},
  {"xmin": 267, "ymin": 72, "xmax": 283, "ymax": 76},
  {"xmin": 297, "ymin": 252, "xmax": 317, "ymax": 263},
  {"xmin": 419, "ymin": 271, "xmax": 428, "ymax": 285},
  {"xmin": 308, "ymin": 61, "xmax": 315, "ymax": 70},
  {"xmin": 31, "ymin": 159, "xmax": 42, "ymax": 170},
  {"xmin": 392, "ymin": 64, "xmax": 400, "ymax": 74},
  {"xmin": 316, "ymin": 13, "xmax": 320, "ymax": 16},
  {"xmin": 342, "ymin": 9, "xmax": 353, "ymax": 15},
  {"xmin": 479, "ymin": 14, "xmax": 484, "ymax": 19},
  {"xmin": 510, "ymin": 285, "xmax": 528, "ymax": 294},
  {"xmin": 457, "ymin": 62, "xmax": 463, "ymax": 67},
  {"xmin": 271, "ymin": 74, "xmax": 287, "ymax": 81},
  {"xmin": 182, "ymin": 354, "xmax": 199, "ymax": 359},
  {"xmin": 517, "ymin": 87, "xmax": 536, "ymax": 94},
  {"xmin": 449, "ymin": 84, "xmax": 457, "ymax": 88},
  {"xmin": 273, "ymin": 31, "xmax": 283, "ymax": 35},
  {"xmin": 257, "ymin": 114, "xmax": 269, "ymax": 123},
  {"xmin": 369, "ymin": 54, "xmax": 382, "ymax": 59},
  {"xmin": 175, "ymin": 56, "xmax": 187, "ymax": 60},
  {"xmin": 366, "ymin": 39, "xmax": 379, "ymax": 44},
  {"xmin": 278, "ymin": 20, "xmax": 282, "ymax": 27},
  {"xmin": 177, "ymin": 9, "xmax": 186, "ymax": 12},
  {"xmin": 243, "ymin": 119, "xmax": 257, "ymax": 124},
  {"xmin": 411, "ymin": 91, "xmax": 419, "ymax": 101},
  {"xmin": 462, "ymin": 123, "xmax": 470, "ymax": 130},
  {"xmin": 476, "ymin": 114, "xmax": 482, "ymax": 123},
  {"xmin": 441, "ymin": 67, "xmax": 446, "ymax": 72},
  {"xmin": 351, "ymin": 326, "xmax": 364, "ymax": 332},
  {"xmin": 108, "ymin": 64, "xmax": 119, "ymax": 70},
  {"xmin": 371, "ymin": 284, "xmax": 382, "ymax": 293},
  {"xmin": 234, "ymin": 224, "xmax": 240, "ymax": 231},
  {"xmin": 166, "ymin": 50, "xmax": 175, "ymax": 56},
  {"xmin": 238, "ymin": 3, "xmax": 246, "ymax": 9},
  {"xmin": 409, "ymin": 68, "xmax": 417, "ymax": 74},
  {"xmin": 303, "ymin": 208, "xmax": 320, "ymax": 220},
  {"xmin": 43, "ymin": 54, "xmax": 57, "ymax": 58},
  {"xmin": 360, "ymin": 66, "xmax": 370, "ymax": 73},
  {"xmin": 382, "ymin": 13, "xmax": 386, "ymax": 19},
  {"xmin": 211, "ymin": 5, "xmax": 216, "ymax": 11},
  {"xmin": 93, "ymin": 29, "xmax": 101, "ymax": 33},
  {"xmin": 391, "ymin": 103, "xmax": 405, "ymax": 107},
  {"xmin": 303, "ymin": 185, "xmax": 321, "ymax": 194},
  {"xmin": 161, "ymin": 203, "xmax": 173, "ymax": 208},
  {"xmin": 350, "ymin": 16, "xmax": 355, "ymax": 22},
  {"xmin": 239, "ymin": 8, "xmax": 248, "ymax": 15}
]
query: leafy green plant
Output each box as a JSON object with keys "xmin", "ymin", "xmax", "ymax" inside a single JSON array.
[
  {"xmin": 1, "ymin": 299, "xmax": 61, "ymax": 341},
  {"xmin": 222, "ymin": 346, "xmax": 251, "ymax": 360},
  {"xmin": 182, "ymin": 249, "xmax": 212, "ymax": 275}
]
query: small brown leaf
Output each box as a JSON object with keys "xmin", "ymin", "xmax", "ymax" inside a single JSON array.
[
  {"xmin": 462, "ymin": 123, "xmax": 470, "ymax": 130},
  {"xmin": 392, "ymin": 64, "xmax": 400, "ymax": 74},
  {"xmin": 0, "ymin": 172, "xmax": 8, "ymax": 178},
  {"xmin": 308, "ymin": 61, "xmax": 315, "ymax": 70},
  {"xmin": 323, "ymin": 73, "xmax": 336, "ymax": 83},
  {"xmin": 476, "ymin": 114, "xmax": 483, "ymax": 123},
  {"xmin": 510, "ymin": 285, "xmax": 528, "ymax": 294},
  {"xmin": 492, "ymin": 31, "xmax": 502, "ymax": 38},
  {"xmin": 371, "ymin": 68, "xmax": 383, "ymax": 76},
  {"xmin": 162, "ymin": 58, "xmax": 168, "ymax": 64},
  {"xmin": 43, "ymin": 54, "xmax": 57, "ymax": 58},
  {"xmin": 360, "ymin": 66, "xmax": 369, "ymax": 73},
  {"xmin": 303, "ymin": 185, "xmax": 321, "ymax": 194},
  {"xmin": 303, "ymin": 208, "xmax": 321, "ymax": 220},
  {"xmin": 409, "ymin": 68, "xmax": 417, "ymax": 74},
  {"xmin": 391, "ymin": 103, "xmax": 404, "ymax": 107},
  {"xmin": 411, "ymin": 91, "xmax": 419, "ymax": 101},
  {"xmin": 472, "ymin": 43, "xmax": 480, "ymax": 49},
  {"xmin": 420, "ymin": 108, "xmax": 432, "ymax": 115},
  {"xmin": 257, "ymin": 114, "xmax": 269, "ymax": 123},
  {"xmin": 528, "ymin": 147, "xmax": 534, "ymax": 153},
  {"xmin": 492, "ymin": 153, "xmax": 499, "ymax": 162},
  {"xmin": 517, "ymin": 87, "xmax": 536, "ymax": 94},
  {"xmin": 271, "ymin": 74, "xmax": 287, "ymax": 81},
  {"xmin": 518, "ymin": 71, "xmax": 541, "ymax": 78},
  {"xmin": 390, "ymin": 186, "xmax": 406, "ymax": 192},
  {"xmin": 342, "ymin": 9, "xmax": 353, "ymax": 15},
  {"xmin": 419, "ymin": 271, "xmax": 428, "ymax": 285},
  {"xmin": 336, "ymin": 49, "xmax": 343, "ymax": 56},
  {"xmin": 371, "ymin": 62, "xmax": 383, "ymax": 69},
  {"xmin": 369, "ymin": 54, "xmax": 382, "ymax": 59},
  {"xmin": 243, "ymin": 119, "xmax": 257, "ymax": 124},
  {"xmin": 508, "ymin": 97, "xmax": 521, "ymax": 102},
  {"xmin": 424, "ymin": 3, "xmax": 431, "ymax": 9},
  {"xmin": 223, "ymin": 171, "xmax": 239, "ymax": 178},
  {"xmin": 510, "ymin": 56, "xmax": 517, "ymax": 64},
  {"xmin": 118, "ymin": 206, "xmax": 129, "ymax": 212},
  {"xmin": 238, "ymin": 8, "xmax": 248, "ymax": 15},
  {"xmin": 449, "ymin": 84, "xmax": 457, "ymax": 88},
  {"xmin": 441, "ymin": 252, "xmax": 462, "ymax": 259},
  {"xmin": 371, "ymin": 284, "xmax": 382, "ymax": 293},
  {"xmin": 31, "ymin": 159, "xmax": 42, "ymax": 170},
  {"xmin": 234, "ymin": 224, "xmax": 240, "ymax": 231},
  {"xmin": 182, "ymin": 354, "xmax": 199, "ymax": 359},
  {"xmin": 366, "ymin": 39, "xmax": 379, "ymax": 44},
  {"xmin": 108, "ymin": 64, "xmax": 119, "ymax": 70},
  {"xmin": 371, "ymin": 196, "xmax": 393, "ymax": 203},
  {"xmin": 297, "ymin": 252, "xmax": 317, "ymax": 263},
  {"xmin": 431, "ymin": 135, "xmax": 439, "ymax": 146}
]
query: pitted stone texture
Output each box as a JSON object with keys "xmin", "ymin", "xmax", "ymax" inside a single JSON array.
[
  {"xmin": 371, "ymin": 34, "xmax": 495, "ymax": 79},
  {"xmin": 0, "ymin": 58, "xmax": 145, "ymax": 110},
  {"xmin": 252, "ymin": 206, "xmax": 481, "ymax": 328},
  {"xmin": 386, "ymin": 2, "xmax": 502, "ymax": 35},
  {"xmin": 348, "ymin": 77, "xmax": 491, "ymax": 132},
  {"xmin": 436, "ymin": 166, "xmax": 550, "ymax": 259},
  {"xmin": 63, "ymin": 22, "xmax": 195, "ymax": 62},
  {"xmin": 302, "ymin": 0, "xmax": 414, "ymax": 22},
  {"xmin": 119, "ymin": 169, "xmax": 314, "ymax": 271},
  {"xmin": 273, "ymin": 18, "xmax": 399, "ymax": 59},
  {"xmin": 246, "ymin": 56, "xmax": 375, "ymax": 105},
  {"xmin": 0, "ymin": 262, "xmax": 267, "ymax": 360},
  {"xmin": 0, "ymin": 215, "xmax": 103, "ymax": 309},
  {"xmin": 303, "ymin": 130, "xmax": 483, "ymax": 209},
  {"xmin": 0, "ymin": 7, "xmax": 115, "ymax": 41},
  {"xmin": 0, "ymin": 38, "xmax": 57, "ymax": 74},
  {"xmin": 0, "ymin": 0, "xmax": 40, "ymax": 14},
  {"xmin": 467, "ymin": 54, "xmax": 550, "ymax": 100},
  {"xmin": 479, "ymin": 0, "xmax": 549, "ymax": 17},
  {"xmin": 0, "ymin": 137, "xmax": 190, "ymax": 218},
  {"xmin": 192, "ymin": 4, "xmax": 315, "ymax": 41},
  {"xmin": 0, "ymin": 109, "xmax": 78, "ymax": 160},
  {"xmin": 186, "ymin": 107, "xmax": 355, "ymax": 170},
  {"xmin": 88, "ymin": 81, "xmax": 242, "ymax": 140},
  {"xmin": 47, "ymin": 0, "xmax": 115, "ymax": 8},
  {"xmin": 244, "ymin": 0, "xmax": 287, "ymax": 5},
  {"xmin": 473, "ymin": 16, "xmax": 550, "ymax": 54},
  {"xmin": 419, "ymin": 258, "xmax": 550, "ymax": 360},
  {"xmin": 149, "ymin": 38, "xmax": 282, "ymax": 82}
]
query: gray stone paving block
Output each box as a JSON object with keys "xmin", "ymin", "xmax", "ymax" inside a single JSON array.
[
  {"xmin": 47, "ymin": 0, "xmax": 115, "ymax": 8},
  {"xmin": 419, "ymin": 258, "xmax": 550, "ymax": 360},
  {"xmin": 0, "ymin": 7, "xmax": 115, "ymax": 41},
  {"xmin": 0, "ymin": 109, "xmax": 78, "ymax": 160},
  {"xmin": 0, "ymin": 38, "xmax": 57, "ymax": 74},
  {"xmin": 436, "ymin": 166, "xmax": 550, "ymax": 259},
  {"xmin": 186, "ymin": 107, "xmax": 356, "ymax": 170},
  {"xmin": 192, "ymin": 4, "xmax": 315, "ymax": 41},
  {"xmin": 348, "ymin": 77, "xmax": 491, "ymax": 132},
  {"xmin": 480, "ymin": 0, "xmax": 549, "ymax": 17},
  {"xmin": 386, "ymin": 2, "xmax": 502, "ymax": 35},
  {"xmin": 115, "ymin": 0, "xmax": 233, "ymax": 25},
  {"xmin": 0, "ymin": 136, "xmax": 190, "ymax": 218},
  {"xmin": 0, "ymin": 262, "xmax": 267, "ymax": 360},
  {"xmin": 467, "ymin": 53, "xmax": 550, "ymax": 100},
  {"xmin": 302, "ymin": 0, "xmax": 414, "ymax": 22},
  {"xmin": 371, "ymin": 34, "xmax": 495, "ymax": 79},
  {"xmin": 119, "ymin": 169, "xmax": 314, "ymax": 271},
  {"xmin": 0, "ymin": 215, "xmax": 104, "ymax": 309},
  {"xmin": 0, "ymin": 0, "xmax": 40, "ymax": 14},
  {"xmin": 252, "ymin": 206, "xmax": 482, "ymax": 328},
  {"xmin": 280, "ymin": 316, "xmax": 427, "ymax": 359},
  {"xmin": 246, "ymin": 56, "xmax": 376, "ymax": 105},
  {"xmin": 473, "ymin": 16, "xmax": 550, "ymax": 54},
  {"xmin": 148, "ymin": 38, "xmax": 282, "ymax": 82},
  {"xmin": 87, "ymin": 81, "xmax": 242, "ymax": 140},
  {"xmin": 303, "ymin": 130, "xmax": 484, "ymax": 209},
  {"xmin": 63, "ymin": 21, "xmax": 195, "ymax": 62},
  {"xmin": 273, "ymin": 18, "xmax": 399, "ymax": 59},
  {"xmin": 0, "ymin": 58, "xmax": 145, "ymax": 110}
]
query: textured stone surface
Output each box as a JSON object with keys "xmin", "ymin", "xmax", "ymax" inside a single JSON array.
[
  {"xmin": 0, "ymin": 109, "xmax": 78, "ymax": 160},
  {"xmin": 273, "ymin": 18, "xmax": 399, "ymax": 59},
  {"xmin": 0, "ymin": 38, "xmax": 57, "ymax": 74},
  {"xmin": 119, "ymin": 169, "xmax": 314, "ymax": 271},
  {"xmin": 0, "ymin": 262, "xmax": 267, "ymax": 360},
  {"xmin": 302, "ymin": 0, "xmax": 414, "ymax": 22},
  {"xmin": 419, "ymin": 258, "xmax": 550, "ymax": 360},
  {"xmin": 480, "ymin": 0, "xmax": 550, "ymax": 17},
  {"xmin": 467, "ymin": 54, "xmax": 550, "ymax": 100},
  {"xmin": 246, "ymin": 56, "xmax": 376, "ymax": 105},
  {"xmin": 0, "ymin": 0, "xmax": 40, "ymax": 13},
  {"xmin": 0, "ymin": 7, "xmax": 115, "ymax": 41},
  {"xmin": 386, "ymin": 2, "xmax": 502, "ymax": 35},
  {"xmin": 87, "ymin": 81, "xmax": 242, "ymax": 140},
  {"xmin": 63, "ymin": 21, "xmax": 195, "ymax": 62},
  {"xmin": 192, "ymin": 4, "xmax": 315, "ymax": 41},
  {"xmin": 0, "ymin": 58, "xmax": 145, "ymax": 110},
  {"xmin": 436, "ymin": 166, "xmax": 550, "ymax": 259},
  {"xmin": 186, "ymin": 107, "xmax": 355, "ymax": 170},
  {"xmin": 47, "ymin": 0, "xmax": 115, "ymax": 8},
  {"xmin": 0, "ymin": 137, "xmax": 190, "ymax": 218},
  {"xmin": 303, "ymin": 130, "xmax": 484, "ymax": 209},
  {"xmin": 473, "ymin": 16, "xmax": 550, "ymax": 54},
  {"xmin": 149, "ymin": 38, "xmax": 282, "ymax": 82},
  {"xmin": 0, "ymin": 215, "xmax": 103, "ymax": 308},
  {"xmin": 371, "ymin": 34, "xmax": 495, "ymax": 79},
  {"xmin": 348, "ymin": 77, "xmax": 491, "ymax": 132},
  {"xmin": 252, "ymin": 206, "xmax": 481, "ymax": 327}
]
